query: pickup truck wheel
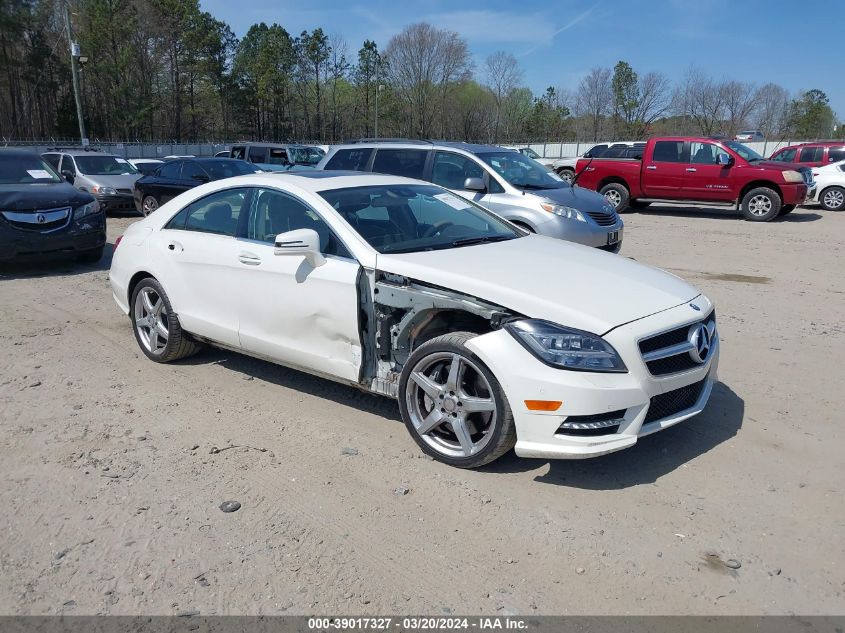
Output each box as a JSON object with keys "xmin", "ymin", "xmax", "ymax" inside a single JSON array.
[
  {"xmin": 599, "ymin": 183, "xmax": 630, "ymax": 211},
  {"xmin": 778, "ymin": 204, "xmax": 796, "ymax": 216},
  {"xmin": 740, "ymin": 187, "xmax": 781, "ymax": 222},
  {"xmin": 557, "ymin": 168, "xmax": 575, "ymax": 184},
  {"xmin": 398, "ymin": 332, "xmax": 516, "ymax": 468},
  {"xmin": 820, "ymin": 186, "xmax": 845, "ymax": 211}
]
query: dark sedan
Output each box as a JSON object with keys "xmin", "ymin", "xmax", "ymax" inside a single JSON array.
[
  {"xmin": 0, "ymin": 149, "xmax": 105, "ymax": 262},
  {"xmin": 133, "ymin": 158, "xmax": 260, "ymax": 215}
]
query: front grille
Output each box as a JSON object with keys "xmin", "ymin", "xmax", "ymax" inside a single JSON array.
[
  {"xmin": 116, "ymin": 188, "xmax": 133, "ymax": 195},
  {"xmin": 638, "ymin": 310, "xmax": 716, "ymax": 376},
  {"xmin": 643, "ymin": 379, "xmax": 706, "ymax": 424},
  {"xmin": 585, "ymin": 209, "xmax": 619, "ymax": 226},
  {"xmin": 1, "ymin": 207, "xmax": 71, "ymax": 233}
]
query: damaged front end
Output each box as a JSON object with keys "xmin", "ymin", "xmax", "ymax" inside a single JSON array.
[{"xmin": 358, "ymin": 269, "xmax": 519, "ymax": 397}]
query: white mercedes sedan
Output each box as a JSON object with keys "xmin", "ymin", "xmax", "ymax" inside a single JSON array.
[{"xmin": 109, "ymin": 171, "xmax": 719, "ymax": 468}]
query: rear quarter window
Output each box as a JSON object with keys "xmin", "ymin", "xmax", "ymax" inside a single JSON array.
[
  {"xmin": 828, "ymin": 149, "xmax": 845, "ymax": 163},
  {"xmin": 326, "ymin": 148, "xmax": 373, "ymax": 171}
]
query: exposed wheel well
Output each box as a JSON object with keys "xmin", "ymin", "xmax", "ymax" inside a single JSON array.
[
  {"xmin": 411, "ymin": 310, "xmax": 492, "ymax": 351},
  {"xmin": 597, "ymin": 177, "xmax": 630, "ymax": 192},
  {"xmin": 739, "ymin": 180, "xmax": 783, "ymax": 203}
]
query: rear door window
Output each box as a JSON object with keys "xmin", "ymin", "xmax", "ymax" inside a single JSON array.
[
  {"xmin": 181, "ymin": 161, "xmax": 208, "ymax": 181},
  {"xmin": 372, "ymin": 149, "xmax": 428, "ymax": 180},
  {"xmin": 798, "ymin": 147, "xmax": 823, "ymax": 163},
  {"xmin": 248, "ymin": 146, "xmax": 267, "ymax": 163},
  {"xmin": 166, "ymin": 188, "xmax": 250, "ymax": 235},
  {"xmin": 325, "ymin": 148, "xmax": 373, "ymax": 171},
  {"xmin": 431, "ymin": 152, "xmax": 484, "ymax": 189},
  {"xmin": 651, "ymin": 141, "xmax": 685, "ymax": 163}
]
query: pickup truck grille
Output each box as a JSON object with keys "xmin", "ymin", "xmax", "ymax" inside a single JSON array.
[
  {"xmin": 638, "ymin": 311, "xmax": 716, "ymax": 376},
  {"xmin": 584, "ymin": 209, "xmax": 618, "ymax": 226}
]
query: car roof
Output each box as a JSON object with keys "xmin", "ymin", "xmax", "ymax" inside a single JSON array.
[
  {"xmin": 329, "ymin": 141, "xmax": 515, "ymax": 155},
  {"xmin": 50, "ymin": 149, "xmax": 119, "ymax": 156},
  {"xmin": 206, "ymin": 170, "xmax": 432, "ymax": 193},
  {"xmin": 1, "ymin": 148, "xmax": 43, "ymax": 159}
]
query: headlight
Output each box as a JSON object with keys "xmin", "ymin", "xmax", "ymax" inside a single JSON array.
[
  {"xmin": 505, "ymin": 319, "xmax": 627, "ymax": 372},
  {"xmin": 91, "ymin": 185, "xmax": 117, "ymax": 195},
  {"xmin": 73, "ymin": 200, "xmax": 101, "ymax": 219},
  {"xmin": 540, "ymin": 203, "xmax": 586, "ymax": 222},
  {"xmin": 782, "ymin": 170, "xmax": 803, "ymax": 183}
]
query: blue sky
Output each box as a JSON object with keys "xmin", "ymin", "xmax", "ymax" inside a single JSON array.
[{"xmin": 200, "ymin": 0, "xmax": 843, "ymax": 119}]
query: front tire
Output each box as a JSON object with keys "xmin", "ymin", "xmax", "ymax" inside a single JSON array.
[
  {"xmin": 820, "ymin": 186, "xmax": 845, "ymax": 211},
  {"xmin": 398, "ymin": 332, "xmax": 516, "ymax": 468},
  {"xmin": 599, "ymin": 183, "xmax": 630, "ymax": 212},
  {"xmin": 778, "ymin": 204, "xmax": 796, "ymax": 216},
  {"xmin": 131, "ymin": 278, "xmax": 202, "ymax": 363},
  {"xmin": 141, "ymin": 195, "xmax": 159, "ymax": 216},
  {"xmin": 740, "ymin": 187, "xmax": 781, "ymax": 221},
  {"xmin": 557, "ymin": 168, "xmax": 575, "ymax": 184}
]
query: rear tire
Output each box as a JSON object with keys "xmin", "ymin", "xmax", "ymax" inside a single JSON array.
[
  {"xmin": 820, "ymin": 186, "xmax": 845, "ymax": 211},
  {"xmin": 740, "ymin": 187, "xmax": 781, "ymax": 222},
  {"xmin": 778, "ymin": 204, "xmax": 796, "ymax": 216},
  {"xmin": 600, "ymin": 183, "xmax": 630, "ymax": 212},
  {"xmin": 130, "ymin": 277, "xmax": 202, "ymax": 363},
  {"xmin": 398, "ymin": 332, "xmax": 516, "ymax": 468}
]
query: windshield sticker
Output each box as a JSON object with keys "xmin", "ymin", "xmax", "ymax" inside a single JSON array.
[
  {"xmin": 27, "ymin": 169, "xmax": 53, "ymax": 179},
  {"xmin": 434, "ymin": 193, "xmax": 471, "ymax": 210}
]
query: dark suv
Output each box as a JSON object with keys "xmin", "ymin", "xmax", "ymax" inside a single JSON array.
[{"xmin": 0, "ymin": 149, "xmax": 105, "ymax": 262}]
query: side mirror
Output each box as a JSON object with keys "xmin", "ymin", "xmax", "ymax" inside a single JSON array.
[
  {"xmin": 716, "ymin": 153, "xmax": 732, "ymax": 167},
  {"xmin": 463, "ymin": 177, "xmax": 485, "ymax": 192},
  {"xmin": 61, "ymin": 170, "xmax": 74, "ymax": 184},
  {"xmin": 274, "ymin": 228, "xmax": 325, "ymax": 267}
]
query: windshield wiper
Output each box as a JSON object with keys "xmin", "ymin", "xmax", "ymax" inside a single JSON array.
[
  {"xmin": 511, "ymin": 182, "xmax": 553, "ymax": 190},
  {"xmin": 451, "ymin": 235, "xmax": 513, "ymax": 247}
]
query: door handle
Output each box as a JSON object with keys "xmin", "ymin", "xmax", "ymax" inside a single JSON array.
[
  {"xmin": 167, "ymin": 241, "xmax": 183, "ymax": 252},
  {"xmin": 646, "ymin": 165, "xmax": 657, "ymax": 170},
  {"xmin": 686, "ymin": 168, "xmax": 697, "ymax": 172},
  {"xmin": 238, "ymin": 251, "xmax": 262, "ymax": 266}
]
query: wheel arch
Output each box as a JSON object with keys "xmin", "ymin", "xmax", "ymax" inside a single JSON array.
[
  {"xmin": 127, "ymin": 270, "xmax": 157, "ymax": 308},
  {"xmin": 597, "ymin": 176, "xmax": 631, "ymax": 192},
  {"xmin": 739, "ymin": 180, "xmax": 783, "ymax": 204}
]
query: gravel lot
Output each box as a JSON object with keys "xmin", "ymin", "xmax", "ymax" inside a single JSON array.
[{"xmin": 1, "ymin": 203, "xmax": 843, "ymax": 616}]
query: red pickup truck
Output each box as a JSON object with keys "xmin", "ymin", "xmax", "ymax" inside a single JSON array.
[{"xmin": 574, "ymin": 137, "xmax": 816, "ymax": 221}]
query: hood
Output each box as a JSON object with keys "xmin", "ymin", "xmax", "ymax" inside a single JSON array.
[
  {"xmin": 528, "ymin": 184, "xmax": 611, "ymax": 211},
  {"xmin": 375, "ymin": 235, "xmax": 699, "ymax": 333},
  {"xmin": 80, "ymin": 173, "xmax": 141, "ymax": 188},
  {"xmin": 0, "ymin": 182, "xmax": 94, "ymax": 212},
  {"xmin": 752, "ymin": 160, "xmax": 807, "ymax": 172}
]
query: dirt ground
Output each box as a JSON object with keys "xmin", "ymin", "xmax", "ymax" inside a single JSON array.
[{"xmin": 1, "ymin": 203, "xmax": 843, "ymax": 616}]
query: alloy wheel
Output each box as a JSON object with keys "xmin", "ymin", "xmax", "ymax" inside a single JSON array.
[
  {"xmin": 748, "ymin": 194, "xmax": 772, "ymax": 216},
  {"xmin": 823, "ymin": 189, "xmax": 844, "ymax": 210},
  {"xmin": 142, "ymin": 196, "xmax": 158, "ymax": 216},
  {"xmin": 134, "ymin": 286, "xmax": 169, "ymax": 354},
  {"xmin": 604, "ymin": 189, "xmax": 622, "ymax": 208},
  {"xmin": 404, "ymin": 351, "xmax": 497, "ymax": 458}
]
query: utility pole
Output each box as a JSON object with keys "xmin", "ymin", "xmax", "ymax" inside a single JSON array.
[
  {"xmin": 374, "ymin": 84, "xmax": 384, "ymax": 138},
  {"xmin": 64, "ymin": 1, "xmax": 87, "ymax": 145}
]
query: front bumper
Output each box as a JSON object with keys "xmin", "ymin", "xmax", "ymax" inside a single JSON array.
[
  {"xmin": 0, "ymin": 214, "xmax": 106, "ymax": 261},
  {"xmin": 534, "ymin": 213, "xmax": 624, "ymax": 251},
  {"xmin": 466, "ymin": 298, "xmax": 718, "ymax": 459},
  {"xmin": 781, "ymin": 183, "xmax": 809, "ymax": 206},
  {"xmin": 96, "ymin": 194, "xmax": 136, "ymax": 214}
]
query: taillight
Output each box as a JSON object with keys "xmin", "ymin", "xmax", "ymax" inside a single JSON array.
[{"xmin": 114, "ymin": 235, "xmax": 123, "ymax": 251}]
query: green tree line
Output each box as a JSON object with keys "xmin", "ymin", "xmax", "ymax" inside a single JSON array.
[{"xmin": 0, "ymin": 0, "xmax": 840, "ymax": 143}]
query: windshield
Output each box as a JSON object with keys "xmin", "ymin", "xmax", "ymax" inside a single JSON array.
[
  {"xmin": 477, "ymin": 151, "xmax": 567, "ymax": 190},
  {"xmin": 319, "ymin": 184, "xmax": 521, "ymax": 254},
  {"xmin": 202, "ymin": 160, "xmax": 260, "ymax": 179},
  {"xmin": 724, "ymin": 141, "xmax": 765, "ymax": 162},
  {"xmin": 289, "ymin": 147, "xmax": 324, "ymax": 165},
  {"xmin": 74, "ymin": 155, "xmax": 138, "ymax": 175},
  {"xmin": 522, "ymin": 148, "xmax": 540, "ymax": 159},
  {"xmin": 0, "ymin": 154, "xmax": 62, "ymax": 185}
]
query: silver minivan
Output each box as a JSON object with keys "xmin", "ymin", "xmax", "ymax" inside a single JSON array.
[
  {"xmin": 318, "ymin": 141, "xmax": 622, "ymax": 251},
  {"xmin": 42, "ymin": 149, "xmax": 141, "ymax": 214}
]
